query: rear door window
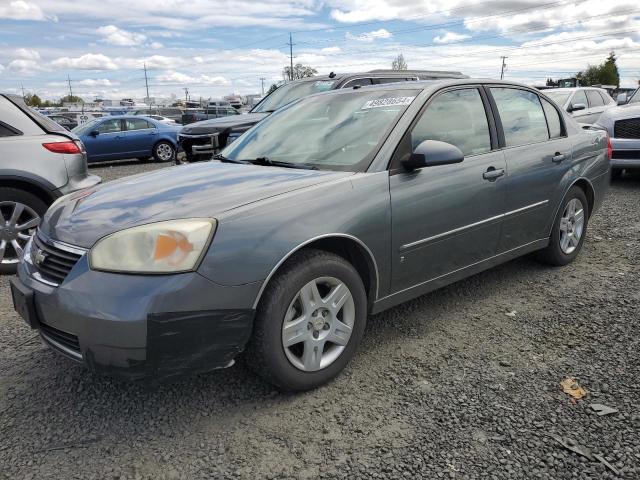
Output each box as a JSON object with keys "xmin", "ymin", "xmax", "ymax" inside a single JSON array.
[
  {"xmin": 0, "ymin": 121, "xmax": 21, "ymax": 137},
  {"xmin": 125, "ymin": 118, "xmax": 152, "ymax": 130},
  {"xmin": 490, "ymin": 87, "xmax": 548, "ymax": 147},
  {"xmin": 96, "ymin": 119, "xmax": 123, "ymax": 133},
  {"xmin": 412, "ymin": 88, "xmax": 491, "ymax": 156},
  {"xmin": 586, "ymin": 90, "xmax": 604, "ymax": 107}
]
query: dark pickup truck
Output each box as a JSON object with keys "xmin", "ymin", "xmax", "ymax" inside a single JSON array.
[
  {"xmin": 177, "ymin": 69, "xmax": 467, "ymax": 163},
  {"xmin": 181, "ymin": 106, "xmax": 240, "ymax": 125}
]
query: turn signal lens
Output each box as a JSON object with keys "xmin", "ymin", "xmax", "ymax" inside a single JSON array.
[
  {"xmin": 42, "ymin": 141, "xmax": 82, "ymax": 154},
  {"xmin": 90, "ymin": 219, "xmax": 216, "ymax": 273},
  {"xmin": 606, "ymin": 134, "xmax": 613, "ymax": 161}
]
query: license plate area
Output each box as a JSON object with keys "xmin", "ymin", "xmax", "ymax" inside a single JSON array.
[{"xmin": 9, "ymin": 278, "xmax": 40, "ymax": 329}]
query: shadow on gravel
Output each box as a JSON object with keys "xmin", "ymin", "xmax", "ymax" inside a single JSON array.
[{"xmin": 87, "ymin": 158, "xmax": 156, "ymax": 168}]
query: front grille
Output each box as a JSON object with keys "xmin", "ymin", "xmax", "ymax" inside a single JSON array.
[
  {"xmin": 179, "ymin": 135, "xmax": 217, "ymax": 155},
  {"xmin": 40, "ymin": 322, "xmax": 82, "ymax": 359},
  {"xmin": 614, "ymin": 118, "xmax": 640, "ymax": 139},
  {"xmin": 32, "ymin": 234, "xmax": 83, "ymax": 285},
  {"xmin": 612, "ymin": 150, "xmax": 640, "ymax": 160}
]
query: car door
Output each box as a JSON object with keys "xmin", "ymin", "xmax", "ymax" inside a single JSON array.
[
  {"xmin": 82, "ymin": 118, "xmax": 125, "ymax": 161},
  {"xmin": 585, "ymin": 90, "xmax": 607, "ymax": 124},
  {"xmin": 123, "ymin": 118, "xmax": 157, "ymax": 156},
  {"xmin": 389, "ymin": 87, "xmax": 507, "ymax": 292},
  {"xmin": 488, "ymin": 87, "xmax": 572, "ymax": 251}
]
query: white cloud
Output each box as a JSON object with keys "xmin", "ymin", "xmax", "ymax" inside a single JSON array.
[
  {"xmin": 346, "ymin": 28, "xmax": 392, "ymax": 42},
  {"xmin": 433, "ymin": 32, "xmax": 471, "ymax": 44},
  {"xmin": 51, "ymin": 53, "xmax": 118, "ymax": 70},
  {"xmin": 321, "ymin": 46, "xmax": 342, "ymax": 54},
  {"xmin": 0, "ymin": 1, "xmax": 47, "ymax": 21},
  {"xmin": 7, "ymin": 59, "xmax": 43, "ymax": 75},
  {"xmin": 77, "ymin": 78, "xmax": 115, "ymax": 86},
  {"xmin": 150, "ymin": 42, "xmax": 164, "ymax": 49},
  {"xmin": 97, "ymin": 25, "xmax": 146, "ymax": 46},
  {"xmin": 14, "ymin": 48, "xmax": 41, "ymax": 60},
  {"xmin": 156, "ymin": 71, "xmax": 229, "ymax": 86}
]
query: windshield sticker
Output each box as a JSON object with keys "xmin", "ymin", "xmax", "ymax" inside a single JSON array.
[{"xmin": 361, "ymin": 96, "xmax": 415, "ymax": 109}]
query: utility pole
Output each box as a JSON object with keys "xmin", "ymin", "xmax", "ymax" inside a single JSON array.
[
  {"xmin": 500, "ymin": 56, "xmax": 508, "ymax": 80},
  {"xmin": 288, "ymin": 33, "xmax": 294, "ymax": 81},
  {"xmin": 259, "ymin": 77, "xmax": 266, "ymax": 96},
  {"xmin": 183, "ymin": 87, "xmax": 189, "ymax": 105},
  {"xmin": 67, "ymin": 74, "xmax": 73, "ymax": 100},
  {"xmin": 143, "ymin": 63, "xmax": 150, "ymax": 111},
  {"xmin": 20, "ymin": 83, "xmax": 25, "ymax": 101}
]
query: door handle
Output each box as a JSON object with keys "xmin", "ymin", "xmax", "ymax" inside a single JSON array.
[
  {"xmin": 552, "ymin": 153, "xmax": 565, "ymax": 163},
  {"xmin": 483, "ymin": 167, "xmax": 505, "ymax": 181}
]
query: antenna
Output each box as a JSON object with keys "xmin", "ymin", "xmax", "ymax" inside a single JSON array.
[
  {"xmin": 67, "ymin": 74, "xmax": 73, "ymax": 99},
  {"xmin": 259, "ymin": 77, "xmax": 266, "ymax": 96},
  {"xmin": 500, "ymin": 56, "xmax": 508, "ymax": 80},
  {"xmin": 287, "ymin": 33, "xmax": 295, "ymax": 81},
  {"xmin": 143, "ymin": 63, "xmax": 150, "ymax": 111}
]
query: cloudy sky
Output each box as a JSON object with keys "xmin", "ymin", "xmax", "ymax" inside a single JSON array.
[{"xmin": 1, "ymin": 0, "xmax": 639, "ymax": 102}]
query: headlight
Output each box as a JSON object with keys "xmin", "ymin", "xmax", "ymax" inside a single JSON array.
[{"xmin": 90, "ymin": 219, "xmax": 216, "ymax": 273}]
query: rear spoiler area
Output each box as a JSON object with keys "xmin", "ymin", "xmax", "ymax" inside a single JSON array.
[{"xmin": 3, "ymin": 94, "xmax": 76, "ymax": 140}]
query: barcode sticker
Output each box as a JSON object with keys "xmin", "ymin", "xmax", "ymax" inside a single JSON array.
[{"xmin": 362, "ymin": 97, "xmax": 415, "ymax": 109}]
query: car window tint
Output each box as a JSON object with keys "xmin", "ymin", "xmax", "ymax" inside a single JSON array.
[
  {"xmin": 343, "ymin": 78, "xmax": 373, "ymax": 88},
  {"xmin": 586, "ymin": 90, "xmax": 604, "ymax": 107},
  {"xmin": 491, "ymin": 88, "xmax": 548, "ymax": 147},
  {"xmin": 411, "ymin": 88, "xmax": 491, "ymax": 156},
  {"xmin": 0, "ymin": 122, "xmax": 21, "ymax": 137},
  {"xmin": 125, "ymin": 118, "xmax": 151, "ymax": 130},
  {"xmin": 571, "ymin": 89, "xmax": 588, "ymax": 108},
  {"xmin": 541, "ymin": 99, "xmax": 562, "ymax": 139},
  {"xmin": 96, "ymin": 119, "xmax": 123, "ymax": 133}
]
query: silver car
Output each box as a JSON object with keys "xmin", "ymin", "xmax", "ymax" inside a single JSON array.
[
  {"xmin": 545, "ymin": 87, "xmax": 615, "ymax": 124},
  {"xmin": 593, "ymin": 88, "xmax": 640, "ymax": 175},
  {"xmin": 0, "ymin": 94, "xmax": 100, "ymax": 273},
  {"xmin": 11, "ymin": 80, "xmax": 609, "ymax": 391}
]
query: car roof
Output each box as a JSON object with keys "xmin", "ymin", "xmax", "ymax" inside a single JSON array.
[
  {"xmin": 546, "ymin": 87, "xmax": 608, "ymax": 92},
  {"xmin": 291, "ymin": 69, "xmax": 467, "ymax": 84},
  {"xmin": 316, "ymin": 78, "xmax": 539, "ymax": 94}
]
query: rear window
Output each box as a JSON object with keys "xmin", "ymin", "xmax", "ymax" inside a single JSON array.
[{"xmin": 6, "ymin": 95, "xmax": 67, "ymax": 134}]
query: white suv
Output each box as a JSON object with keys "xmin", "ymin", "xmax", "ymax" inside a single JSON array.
[{"xmin": 0, "ymin": 94, "xmax": 101, "ymax": 273}]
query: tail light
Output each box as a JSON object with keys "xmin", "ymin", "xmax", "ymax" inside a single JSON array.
[
  {"xmin": 42, "ymin": 141, "xmax": 82, "ymax": 154},
  {"xmin": 606, "ymin": 134, "xmax": 613, "ymax": 160}
]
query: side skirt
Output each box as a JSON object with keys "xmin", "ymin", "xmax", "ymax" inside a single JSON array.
[{"xmin": 371, "ymin": 238, "xmax": 549, "ymax": 314}]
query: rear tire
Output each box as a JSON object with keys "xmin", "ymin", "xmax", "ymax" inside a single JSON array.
[
  {"xmin": 0, "ymin": 188, "xmax": 47, "ymax": 274},
  {"xmin": 245, "ymin": 249, "xmax": 367, "ymax": 391},
  {"xmin": 536, "ymin": 186, "xmax": 589, "ymax": 266},
  {"xmin": 152, "ymin": 141, "xmax": 176, "ymax": 163}
]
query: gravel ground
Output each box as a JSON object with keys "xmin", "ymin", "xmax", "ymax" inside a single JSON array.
[{"xmin": 1, "ymin": 161, "xmax": 639, "ymax": 479}]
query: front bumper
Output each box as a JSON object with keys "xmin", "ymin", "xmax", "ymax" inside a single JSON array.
[
  {"xmin": 13, "ymin": 251, "xmax": 259, "ymax": 381},
  {"xmin": 610, "ymin": 137, "xmax": 640, "ymax": 169},
  {"xmin": 178, "ymin": 133, "xmax": 220, "ymax": 157}
]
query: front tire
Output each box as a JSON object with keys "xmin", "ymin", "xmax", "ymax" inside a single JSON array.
[
  {"xmin": 245, "ymin": 249, "xmax": 367, "ymax": 391},
  {"xmin": 152, "ymin": 141, "xmax": 176, "ymax": 163},
  {"xmin": 537, "ymin": 186, "xmax": 589, "ymax": 266},
  {"xmin": 0, "ymin": 188, "xmax": 47, "ymax": 274}
]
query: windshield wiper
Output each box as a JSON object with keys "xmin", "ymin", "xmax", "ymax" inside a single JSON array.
[
  {"xmin": 247, "ymin": 157, "xmax": 317, "ymax": 170},
  {"xmin": 212, "ymin": 153, "xmax": 249, "ymax": 164}
]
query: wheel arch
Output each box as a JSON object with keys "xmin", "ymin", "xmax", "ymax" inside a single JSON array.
[
  {"xmin": 252, "ymin": 234, "xmax": 380, "ymax": 313},
  {"xmin": 547, "ymin": 176, "xmax": 596, "ymax": 237},
  {"xmin": 0, "ymin": 175, "xmax": 57, "ymax": 206}
]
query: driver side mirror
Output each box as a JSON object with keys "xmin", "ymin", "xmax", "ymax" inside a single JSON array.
[
  {"xmin": 616, "ymin": 93, "xmax": 628, "ymax": 105},
  {"xmin": 89, "ymin": 130, "xmax": 100, "ymax": 137},
  {"xmin": 402, "ymin": 140, "xmax": 464, "ymax": 170},
  {"xmin": 570, "ymin": 103, "xmax": 586, "ymax": 112}
]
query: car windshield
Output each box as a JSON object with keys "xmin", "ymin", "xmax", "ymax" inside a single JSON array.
[
  {"xmin": 252, "ymin": 79, "xmax": 337, "ymax": 113},
  {"xmin": 545, "ymin": 90, "xmax": 572, "ymax": 106},
  {"xmin": 223, "ymin": 89, "xmax": 419, "ymax": 171},
  {"xmin": 72, "ymin": 118, "xmax": 101, "ymax": 135}
]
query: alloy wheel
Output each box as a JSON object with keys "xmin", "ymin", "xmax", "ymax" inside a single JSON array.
[
  {"xmin": 156, "ymin": 143, "xmax": 174, "ymax": 161},
  {"xmin": 0, "ymin": 201, "xmax": 40, "ymax": 265},
  {"xmin": 281, "ymin": 276, "xmax": 355, "ymax": 372},
  {"xmin": 559, "ymin": 198, "xmax": 585, "ymax": 254}
]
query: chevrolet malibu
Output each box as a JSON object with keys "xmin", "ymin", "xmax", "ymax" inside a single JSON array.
[{"xmin": 11, "ymin": 80, "xmax": 610, "ymax": 391}]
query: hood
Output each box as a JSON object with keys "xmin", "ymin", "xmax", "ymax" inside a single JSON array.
[
  {"xmin": 595, "ymin": 103, "xmax": 640, "ymax": 132},
  {"xmin": 181, "ymin": 113, "xmax": 269, "ymax": 134},
  {"xmin": 42, "ymin": 162, "xmax": 352, "ymax": 247}
]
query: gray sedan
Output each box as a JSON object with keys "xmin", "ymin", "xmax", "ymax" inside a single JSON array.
[{"xmin": 11, "ymin": 79, "xmax": 610, "ymax": 391}]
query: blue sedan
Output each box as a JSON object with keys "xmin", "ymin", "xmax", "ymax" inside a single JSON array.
[{"xmin": 72, "ymin": 116, "xmax": 182, "ymax": 163}]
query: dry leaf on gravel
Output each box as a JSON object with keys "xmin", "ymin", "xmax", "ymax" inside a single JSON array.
[{"xmin": 560, "ymin": 377, "xmax": 587, "ymax": 399}]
